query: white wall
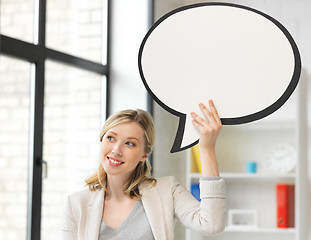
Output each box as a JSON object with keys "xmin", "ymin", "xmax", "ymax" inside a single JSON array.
[{"xmin": 109, "ymin": 0, "xmax": 150, "ymax": 113}]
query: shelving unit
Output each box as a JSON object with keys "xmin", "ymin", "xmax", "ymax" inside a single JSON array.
[
  {"xmin": 225, "ymin": 227, "xmax": 296, "ymax": 233},
  {"xmin": 185, "ymin": 73, "xmax": 308, "ymax": 240},
  {"xmin": 190, "ymin": 172, "xmax": 296, "ymax": 181}
]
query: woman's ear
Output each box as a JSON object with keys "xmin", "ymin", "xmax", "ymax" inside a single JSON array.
[{"xmin": 140, "ymin": 153, "xmax": 148, "ymax": 162}]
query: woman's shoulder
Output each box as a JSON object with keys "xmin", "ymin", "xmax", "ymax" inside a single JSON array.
[
  {"xmin": 155, "ymin": 175, "xmax": 177, "ymax": 184},
  {"xmin": 152, "ymin": 176, "xmax": 181, "ymax": 190},
  {"xmin": 140, "ymin": 176, "xmax": 177, "ymax": 191}
]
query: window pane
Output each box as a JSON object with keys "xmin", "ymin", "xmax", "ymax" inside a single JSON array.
[
  {"xmin": 41, "ymin": 60, "xmax": 103, "ymax": 240},
  {"xmin": 46, "ymin": 0, "xmax": 108, "ymax": 63},
  {"xmin": 0, "ymin": 55, "xmax": 31, "ymax": 239},
  {"xmin": 0, "ymin": 0, "xmax": 34, "ymax": 43}
]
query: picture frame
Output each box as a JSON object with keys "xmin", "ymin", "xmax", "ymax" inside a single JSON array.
[{"xmin": 228, "ymin": 209, "xmax": 258, "ymax": 230}]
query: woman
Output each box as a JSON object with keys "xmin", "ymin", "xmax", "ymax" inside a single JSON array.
[{"xmin": 62, "ymin": 100, "xmax": 226, "ymax": 240}]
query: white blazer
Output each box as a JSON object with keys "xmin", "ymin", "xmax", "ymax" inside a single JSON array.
[{"xmin": 61, "ymin": 176, "xmax": 226, "ymax": 240}]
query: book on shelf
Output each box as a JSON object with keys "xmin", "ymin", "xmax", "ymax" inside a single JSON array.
[
  {"xmin": 191, "ymin": 144, "xmax": 201, "ymax": 173},
  {"xmin": 276, "ymin": 183, "xmax": 295, "ymax": 228}
]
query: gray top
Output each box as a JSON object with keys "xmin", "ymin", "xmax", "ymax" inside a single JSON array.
[{"xmin": 98, "ymin": 200, "xmax": 154, "ymax": 240}]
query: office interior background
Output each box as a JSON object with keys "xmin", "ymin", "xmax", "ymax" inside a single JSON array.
[{"xmin": 0, "ymin": 0, "xmax": 310, "ymax": 239}]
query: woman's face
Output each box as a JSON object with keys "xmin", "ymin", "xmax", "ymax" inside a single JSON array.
[{"xmin": 101, "ymin": 121, "xmax": 148, "ymax": 178}]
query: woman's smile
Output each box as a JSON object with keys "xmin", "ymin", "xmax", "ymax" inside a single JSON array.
[{"xmin": 107, "ymin": 156, "xmax": 124, "ymax": 166}]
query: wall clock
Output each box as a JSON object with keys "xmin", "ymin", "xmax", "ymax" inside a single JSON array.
[{"xmin": 263, "ymin": 144, "xmax": 296, "ymax": 173}]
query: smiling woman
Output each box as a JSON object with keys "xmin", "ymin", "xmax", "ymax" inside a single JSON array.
[
  {"xmin": 85, "ymin": 110, "xmax": 156, "ymax": 197},
  {"xmin": 62, "ymin": 105, "xmax": 227, "ymax": 240}
]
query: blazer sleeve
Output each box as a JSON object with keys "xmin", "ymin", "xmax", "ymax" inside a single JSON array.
[
  {"xmin": 172, "ymin": 177, "xmax": 227, "ymax": 235},
  {"xmin": 61, "ymin": 194, "xmax": 78, "ymax": 240}
]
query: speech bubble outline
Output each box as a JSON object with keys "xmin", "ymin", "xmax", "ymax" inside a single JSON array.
[{"xmin": 138, "ymin": 2, "xmax": 301, "ymax": 153}]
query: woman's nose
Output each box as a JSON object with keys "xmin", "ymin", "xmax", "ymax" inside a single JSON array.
[{"xmin": 112, "ymin": 143, "xmax": 122, "ymax": 157}]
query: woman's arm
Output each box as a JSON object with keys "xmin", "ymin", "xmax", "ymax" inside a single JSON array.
[
  {"xmin": 61, "ymin": 195, "xmax": 78, "ymax": 240},
  {"xmin": 190, "ymin": 100, "xmax": 222, "ymax": 177},
  {"xmin": 173, "ymin": 100, "xmax": 226, "ymax": 235},
  {"xmin": 172, "ymin": 177, "xmax": 226, "ymax": 235}
]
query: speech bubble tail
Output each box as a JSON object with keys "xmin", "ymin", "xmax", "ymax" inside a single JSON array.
[{"xmin": 170, "ymin": 114, "xmax": 199, "ymax": 153}]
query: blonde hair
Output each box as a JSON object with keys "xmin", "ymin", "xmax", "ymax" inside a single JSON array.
[{"xmin": 85, "ymin": 109, "xmax": 157, "ymax": 199}]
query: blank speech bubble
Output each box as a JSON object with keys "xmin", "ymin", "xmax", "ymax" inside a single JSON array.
[{"xmin": 138, "ymin": 3, "xmax": 301, "ymax": 153}]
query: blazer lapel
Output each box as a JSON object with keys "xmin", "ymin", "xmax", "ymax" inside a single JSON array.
[
  {"xmin": 140, "ymin": 185, "xmax": 167, "ymax": 240},
  {"xmin": 86, "ymin": 188, "xmax": 105, "ymax": 240}
]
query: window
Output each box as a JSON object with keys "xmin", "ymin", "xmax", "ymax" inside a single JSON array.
[
  {"xmin": 0, "ymin": 55, "xmax": 31, "ymax": 240},
  {"xmin": 41, "ymin": 61, "xmax": 104, "ymax": 239},
  {"xmin": 0, "ymin": 0, "xmax": 109, "ymax": 239}
]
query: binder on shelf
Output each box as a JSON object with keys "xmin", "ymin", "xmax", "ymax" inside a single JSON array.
[
  {"xmin": 276, "ymin": 183, "xmax": 295, "ymax": 228},
  {"xmin": 191, "ymin": 182, "xmax": 201, "ymax": 201},
  {"xmin": 288, "ymin": 185, "xmax": 295, "ymax": 228},
  {"xmin": 191, "ymin": 144, "xmax": 201, "ymax": 173}
]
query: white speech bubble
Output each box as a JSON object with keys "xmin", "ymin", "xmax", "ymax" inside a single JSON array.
[{"xmin": 138, "ymin": 3, "xmax": 301, "ymax": 153}]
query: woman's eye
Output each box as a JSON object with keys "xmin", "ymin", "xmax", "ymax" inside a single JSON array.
[
  {"xmin": 107, "ymin": 136, "xmax": 115, "ymax": 141},
  {"xmin": 126, "ymin": 141, "xmax": 135, "ymax": 147}
]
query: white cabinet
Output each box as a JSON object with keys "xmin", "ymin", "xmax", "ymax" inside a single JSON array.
[{"xmin": 185, "ymin": 72, "xmax": 308, "ymax": 240}]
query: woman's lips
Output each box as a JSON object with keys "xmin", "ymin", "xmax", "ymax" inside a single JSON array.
[{"xmin": 107, "ymin": 156, "xmax": 124, "ymax": 166}]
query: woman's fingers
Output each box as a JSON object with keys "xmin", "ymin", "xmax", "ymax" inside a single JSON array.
[
  {"xmin": 191, "ymin": 101, "xmax": 222, "ymax": 149},
  {"xmin": 191, "ymin": 116, "xmax": 205, "ymax": 132},
  {"xmin": 191, "ymin": 111, "xmax": 207, "ymax": 128},
  {"xmin": 195, "ymin": 101, "xmax": 221, "ymax": 128},
  {"xmin": 207, "ymin": 100, "xmax": 222, "ymax": 126},
  {"xmin": 191, "ymin": 101, "xmax": 222, "ymax": 126},
  {"xmin": 198, "ymin": 102, "xmax": 217, "ymax": 126}
]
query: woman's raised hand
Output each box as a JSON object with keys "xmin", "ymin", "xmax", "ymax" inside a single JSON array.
[
  {"xmin": 191, "ymin": 100, "xmax": 222, "ymax": 150},
  {"xmin": 190, "ymin": 100, "xmax": 222, "ymax": 177}
]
